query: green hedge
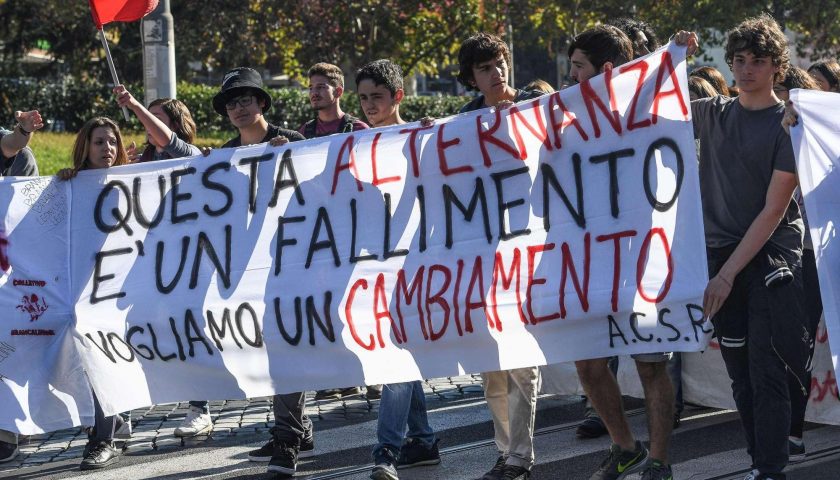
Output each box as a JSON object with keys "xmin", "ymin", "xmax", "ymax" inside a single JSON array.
[{"xmin": 0, "ymin": 79, "xmax": 468, "ymax": 136}]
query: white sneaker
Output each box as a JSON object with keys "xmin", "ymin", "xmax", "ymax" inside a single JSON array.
[
  {"xmin": 174, "ymin": 406, "xmax": 213, "ymax": 437},
  {"xmin": 744, "ymin": 469, "xmax": 759, "ymax": 480}
]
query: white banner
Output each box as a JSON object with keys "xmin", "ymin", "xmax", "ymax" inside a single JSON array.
[
  {"xmin": 0, "ymin": 177, "xmax": 94, "ymax": 434},
  {"xmin": 539, "ymin": 88, "xmax": 840, "ymax": 426},
  {"xmin": 73, "ymin": 44, "xmax": 709, "ymax": 417},
  {"xmin": 790, "ymin": 89, "xmax": 840, "ymax": 374},
  {"xmin": 4, "ymin": 49, "xmax": 836, "ymax": 436}
]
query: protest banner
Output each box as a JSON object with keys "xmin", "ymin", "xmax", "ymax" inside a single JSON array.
[
  {"xmin": 540, "ymin": 88, "xmax": 840, "ymax": 427},
  {"xmin": 3, "ymin": 48, "xmax": 837, "ymax": 437},
  {"xmin": 0, "ymin": 177, "xmax": 94, "ymax": 434},
  {"xmin": 2, "ymin": 43, "xmax": 718, "ymax": 432},
  {"xmin": 790, "ymin": 89, "xmax": 840, "ymax": 375}
]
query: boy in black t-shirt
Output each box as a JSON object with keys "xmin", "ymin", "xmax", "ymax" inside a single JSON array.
[
  {"xmin": 679, "ymin": 15, "xmax": 808, "ymax": 480},
  {"xmin": 211, "ymin": 67, "xmax": 311, "ymax": 477},
  {"xmin": 212, "ymin": 67, "xmax": 304, "ymax": 148}
]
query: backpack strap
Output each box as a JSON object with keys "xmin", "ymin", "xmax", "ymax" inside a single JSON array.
[
  {"xmin": 338, "ymin": 114, "xmax": 358, "ymax": 134},
  {"xmin": 303, "ymin": 118, "xmax": 318, "ymax": 139}
]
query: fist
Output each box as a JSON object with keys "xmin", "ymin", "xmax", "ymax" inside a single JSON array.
[{"xmin": 15, "ymin": 110, "xmax": 44, "ymax": 133}]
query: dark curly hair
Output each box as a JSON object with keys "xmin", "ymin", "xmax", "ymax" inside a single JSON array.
[
  {"xmin": 608, "ymin": 18, "xmax": 660, "ymax": 59},
  {"xmin": 355, "ymin": 59, "xmax": 404, "ymax": 96},
  {"xmin": 724, "ymin": 13, "xmax": 790, "ymax": 83},
  {"xmin": 457, "ymin": 33, "xmax": 512, "ymax": 91}
]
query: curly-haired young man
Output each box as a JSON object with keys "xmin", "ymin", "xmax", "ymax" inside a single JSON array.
[
  {"xmin": 679, "ymin": 14, "xmax": 809, "ymax": 480},
  {"xmin": 456, "ymin": 32, "xmax": 543, "ymax": 480}
]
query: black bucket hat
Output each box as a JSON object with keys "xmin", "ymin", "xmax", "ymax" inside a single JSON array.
[{"xmin": 212, "ymin": 67, "xmax": 273, "ymax": 116}]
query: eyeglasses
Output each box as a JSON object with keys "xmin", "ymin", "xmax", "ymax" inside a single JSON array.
[{"xmin": 225, "ymin": 95, "xmax": 255, "ymax": 110}]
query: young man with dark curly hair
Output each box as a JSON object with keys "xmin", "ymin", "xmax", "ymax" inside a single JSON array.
[
  {"xmin": 678, "ymin": 14, "xmax": 809, "ymax": 480},
  {"xmin": 456, "ymin": 32, "xmax": 543, "ymax": 480},
  {"xmin": 608, "ymin": 18, "xmax": 660, "ymax": 59}
]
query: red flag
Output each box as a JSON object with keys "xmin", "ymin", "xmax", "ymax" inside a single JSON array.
[{"xmin": 89, "ymin": 0, "xmax": 159, "ymax": 29}]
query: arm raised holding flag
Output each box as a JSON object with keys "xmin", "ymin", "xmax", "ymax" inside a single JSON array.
[{"xmin": 89, "ymin": 0, "xmax": 159, "ymax": 121}]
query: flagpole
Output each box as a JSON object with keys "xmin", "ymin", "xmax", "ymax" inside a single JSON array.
[{"xmin": 99, "ymin": 27, "xmax": 131, "ymax": 121}]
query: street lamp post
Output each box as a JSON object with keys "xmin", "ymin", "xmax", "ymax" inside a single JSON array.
[{"xmin": 141, "ymin": 0, "xmax": 176, "ymax": 105}]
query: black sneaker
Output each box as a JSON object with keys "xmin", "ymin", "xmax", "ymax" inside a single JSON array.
[
  {"xmin": 371, "ymin": 447, "xmax": 399, "ymax": 480},
  {"xmin": 788, "ymin": 438, "xmax": 806, "ymax": 463},
  {"xmin": 340, "ymin": 386, "xmax": 363, "ymax": 398},
  {"xmin": 300, "ymin": 433, "xmax": 315, "ymax": 458},
  {"xmin": 315, "ymin": 387, "xmax": 362, "ymax": 400},
  {"xmin": 315, "ymin": 388, "xmax": 343, "ymax": 400},
  {"xmin": 577, "ymin": 415, "xmax": 608, "ymax": 439},
  {"xmin": 248, "ymin": 438, "xmax": 275, "ymax": 462},
  {"xmin": 251, "ymin": 433, "xmax": 313, "ymax": 462},
  {"xmin": 366, "ymin": 385, "xmax": 383, "ymax": 400},
  {"xmin": 589, "ymin": 441, "xmax": 649, "ymax": 480},
  {"xmin": 640, "ymin": 460, "xmax": 673, "ymax": 480},
  {"xmin": 481, "ymin": 455, "xmax": 508, "ymax": 480},
  {"xmin": 753, "ymin": 473, "xmax": 787, "ymax": 480},
  {"xmin": 79, "ymin": 441, "xmax": 121, "ymax": 470},
  {"xmin": 397, "ymin": 438, "xmax": 440, "ymax": 469},
  {"xmin": 502, "ymin": 465, "xmax": 531, "ymax": 480},
  {"xmin": 267, "ymin": 441, "xmax": 298, "ymax": 475},
  {"xmin": 0, "ymin": 439, "xmax": 18, "ymax": 463}
]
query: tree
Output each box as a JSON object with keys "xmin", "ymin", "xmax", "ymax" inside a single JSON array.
[
  {"xmin": 2, "ymin": 0, "xmax": 838, "ymax": 87},
  {"xmin": 0, "ymin": 0, "xmax": 146, "ymax": 81},
  {"xmin": 262, "ymin": 0, "xmax": 503, "ymax": 79}
]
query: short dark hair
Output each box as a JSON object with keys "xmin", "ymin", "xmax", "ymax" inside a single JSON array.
[
  {"xmin": 608, "ymin": 18, "xmax": 660, "ymax": 59},
  {"xmin": 355, "ymin": 59, "xmax": 404, "ymax": 96},
  {"xmin": 724, "ymin": 14, "xmax": 790, "ymax": 83},
  {"xmin": 457, "ymin": 32, "xmax": 512, "ymax": 91},
  {"xmin": 568, "ymin": 25, "xmax": 633, "ymax": 71},
  {"xmin": 808, "ymin": 60, "xmax": 840, "ymax": 91},
  {"xmin": 782, "ymin": 66, "xmax": 820, "ymax": 91},
  {"xmin": 308, "ymin": 63, "xmax": 345, "ymax": 89}
]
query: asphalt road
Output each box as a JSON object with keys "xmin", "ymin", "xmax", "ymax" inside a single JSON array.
[{"xmin": 4, "ymin": 394, "xmax": 839, "ymax": 480}]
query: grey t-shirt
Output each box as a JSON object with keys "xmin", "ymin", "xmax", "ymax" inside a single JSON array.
[
  {"xmin": 142, "ymin": 132, "xmax": 202, "ymax": 162},
  {"xmin": 0, "ymin": 128, "xmax": 38, "ymax": 176},
  {"xmin": 692, "ymin": 96, "xmax": 803, "ymax": 251}
]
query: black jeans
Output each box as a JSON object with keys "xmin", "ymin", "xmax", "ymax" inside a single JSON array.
[
  {"xmin": 270, "ymin": 392, "xmax": 312, "ymax": 445},
  {"xmin": 708, "ymin": 244, "xmax": 808, "ymax": 477},
  {"xmin": 91, "ymin": 392, "xmax": 124, "ymax": 443},
  {"xmin": 788, "ymin": 247, "xmax": 823, "ymax": 438}
]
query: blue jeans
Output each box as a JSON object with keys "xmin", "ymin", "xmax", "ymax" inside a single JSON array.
[{"xmin": 375, "ymin": 381, "xmax": 435, "ymax": 453}]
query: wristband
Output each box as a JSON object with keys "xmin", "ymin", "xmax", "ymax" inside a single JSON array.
[
  {"xmin": 15, "ymin": 123, "xmax": 31, "ymax": 137},
  {"xmin": 719, "ymin": 276, "xmax": 733, "ymax": 288}
]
